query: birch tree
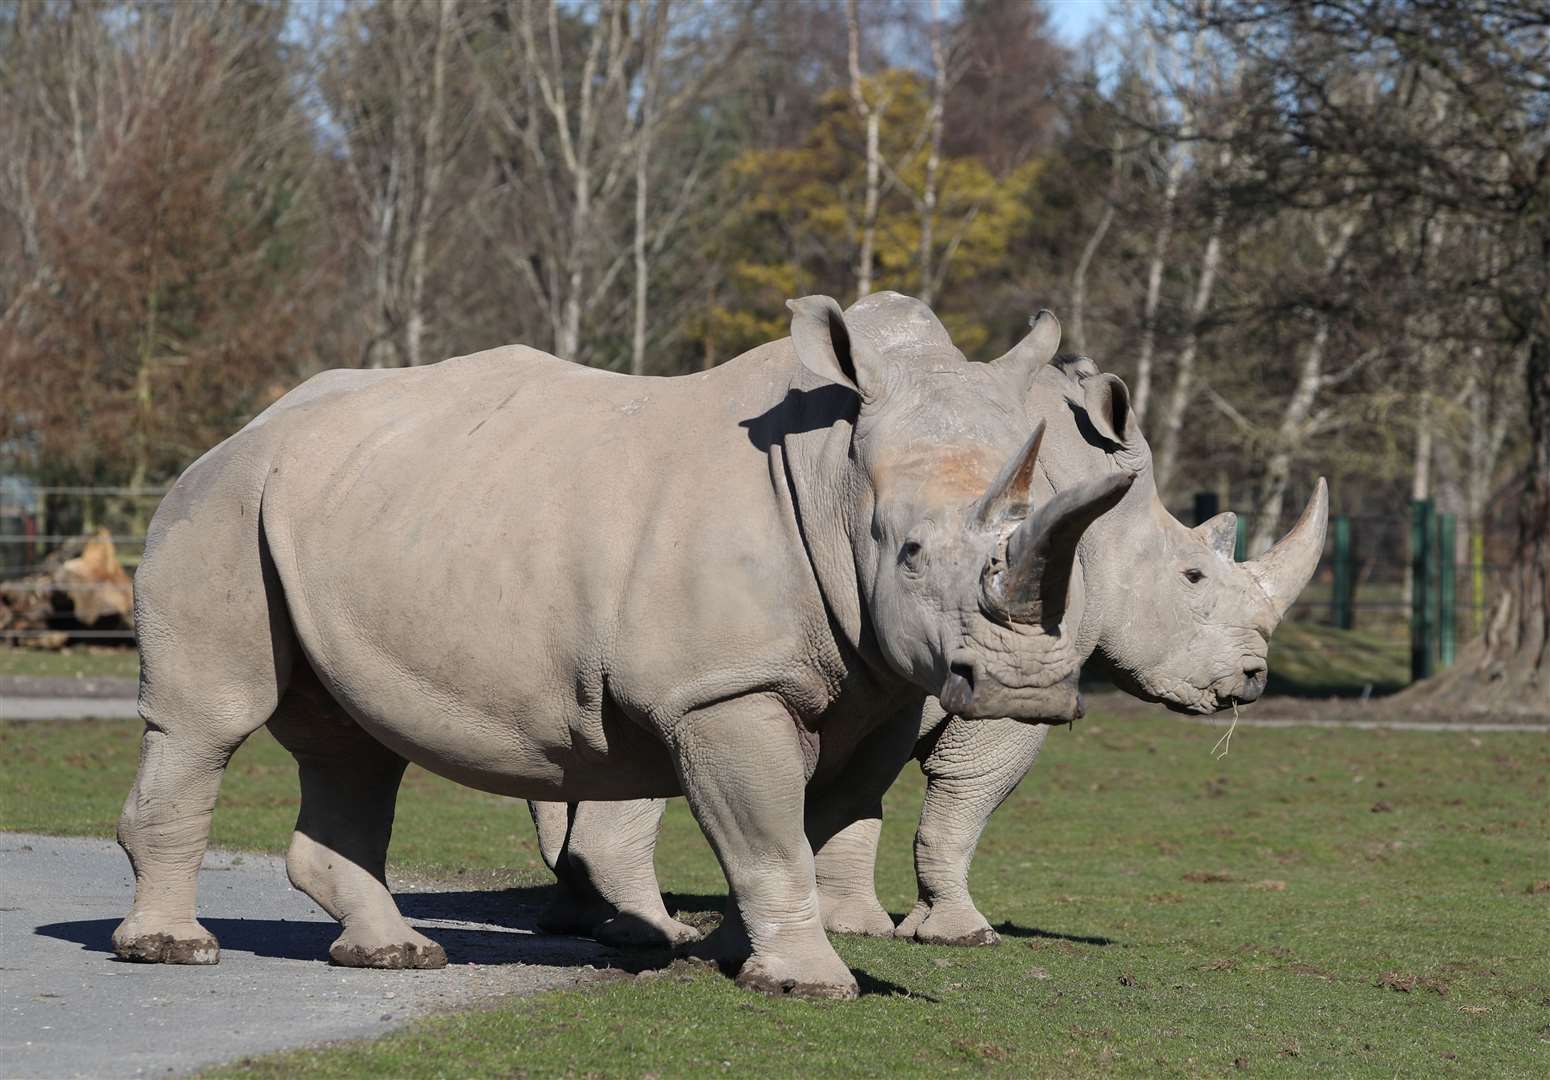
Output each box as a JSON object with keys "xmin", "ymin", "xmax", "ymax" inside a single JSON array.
[{"xmin": 468, "ymin": 0, "xmax": 747, "ymax": 365}]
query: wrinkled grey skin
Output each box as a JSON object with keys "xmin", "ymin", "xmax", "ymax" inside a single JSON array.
[
  {"xmin": 533, "ymin": 312, "xmax": 1328, "ymax": 950},
  {"xmin": 110, "ymin": 292, "xmax": 1132, "ymax": 1000}
]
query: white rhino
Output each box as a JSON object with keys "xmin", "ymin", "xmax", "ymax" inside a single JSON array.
[
  {"xmin": 530, "ymin": 311, "xmax": 1328, "ymax": 949},
  {"xmin": 112, "ymin": 293, "xmax": 1133, "ymax": 999}
]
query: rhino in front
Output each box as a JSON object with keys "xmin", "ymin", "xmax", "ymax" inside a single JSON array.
[{"xmin": 113, "ymin": 293, "xmax": 1130, "ymax": 999}]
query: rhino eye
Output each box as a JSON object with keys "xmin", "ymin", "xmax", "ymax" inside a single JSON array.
[
  {"xmin": 899, "ymin": 540, "xmax": 924, "ymax": 573},
  {"xmin": 1183, "ymin": 567, "xmax": 1206, "ymax": 584}
]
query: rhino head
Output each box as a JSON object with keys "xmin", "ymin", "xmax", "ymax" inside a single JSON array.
[
  {"xmin": 997, "ymin": 314, "xmax": 1327, "ymax": 715},
  {"xmin": 787, "ymin": 293, "xmax": 1134, "ymax": 723}
]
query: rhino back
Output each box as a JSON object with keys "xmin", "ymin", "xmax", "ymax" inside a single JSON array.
[{"xmin": 254, "ymin": 344, "xmax": 839, "ymax": 795}]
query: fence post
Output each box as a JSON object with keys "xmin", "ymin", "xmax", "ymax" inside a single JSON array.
[
  {"xmin": 1190, "ymin": 489, "xmax": 1215, "ymax": 523},
  {"xmin": 1192, "ymin": 491, "xmax": 1220, "ymax": 526},
  {"xmin": 1438, "ymin": 513, "xmax": 1456, "ymax": 668},
  {"xmin": 1410, "ymin": 499, "xmax": 1434, "ymax": 682},
  {"xmin": 1329, "ymin": 515, "xmax": 1353, "ymax": 630},
  {"xmin": 1471, "ymin": 528, "xmax": 1486, "ymax": 634}
]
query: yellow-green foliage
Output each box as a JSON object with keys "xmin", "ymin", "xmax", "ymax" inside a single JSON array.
[{"xmin": 705, "ymin": 69, "xmax": 1042, "ymax": 361}]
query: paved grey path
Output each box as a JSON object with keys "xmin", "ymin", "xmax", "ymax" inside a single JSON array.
[
  {"xmin": 1, "ymin": 698, "xmax": 139, "ymax": 721},
  {"xmin": 2, "ymin": 677, "xmax": 140, "ymax": 722},
  {"xmin": 0, "ymin": 834, "xmax": 634, "ymax": 1079}
]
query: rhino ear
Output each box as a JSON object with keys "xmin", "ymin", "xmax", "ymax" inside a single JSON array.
[
  {"xmin": 788, "ymin": 295, "xmax": 884, "ymax": 400},
  {"xmin": 1082, "ymin": 372, "xmax": 1131, "ymax": 447},
  {"xmin": 1194, "ymin": 511, "xmax": 1238, "ymax": 560}
]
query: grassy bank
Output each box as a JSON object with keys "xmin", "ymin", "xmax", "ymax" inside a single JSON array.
[
  {"xmin": 3, "ymin": 708, "xmax": 1545, "ymax": 1077},
  {"xmin": 0, "ymin": 645, "xmax": 139, "ymax": 680}
]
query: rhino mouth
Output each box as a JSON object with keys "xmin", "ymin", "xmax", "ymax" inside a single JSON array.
[{"xmin": 940, "ymin": 662, "xmax": 976, "ymax": 715}]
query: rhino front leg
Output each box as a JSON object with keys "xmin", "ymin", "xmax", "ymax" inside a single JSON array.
[
  {"xmin": 532, "ymin": 799, "xmax": 699, "ymax": 947},
  {"xmin": 673, "ymin": 696, "xmax": 856, "ymax": 999},
  {"xmin": 896, "ymin": 715, "xmax": 1048, "ymax": 947}
]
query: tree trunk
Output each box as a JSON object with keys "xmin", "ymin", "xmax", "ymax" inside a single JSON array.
[
  {"xmin": 405, "ymin": 0, "xmax": 452, "ymax": 367},
  {"xmin": 1248, "ymin": 319, "xmax": 1328, "ymax": 555},
  {"xmin": 916, "ymin": 0, "xmax": 944, "ymax": 306},
  {"xmin": 1132, "ymin": 155, "xmax": 1182, "ymax": 425},
  {"xmin": 1069, "ymin": 133, "xmax": 1122, "ymax": 355},
  {"xmin": 1153, "ymin": 205, "xmax": 1225, "ymax": 499},
  {"xmin": 848, "ymin": 0, "xmax": 878, "ymax": 300},
  {"xmin": 630, "ymin": 4, "xmax": 660, "ymax": 378}
]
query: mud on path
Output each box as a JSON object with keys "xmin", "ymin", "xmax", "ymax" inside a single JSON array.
[{"xmin": 0, "ymin": 834, "xmax": 643, "ymax": 1079}]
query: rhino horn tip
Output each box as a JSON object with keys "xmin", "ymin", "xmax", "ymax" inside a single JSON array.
[{"xmin": 1246, "ymin": 480, "xmax": 1329, "ymax": 621}]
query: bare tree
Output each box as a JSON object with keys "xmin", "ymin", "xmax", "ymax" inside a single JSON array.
[
  {"xmin": 466, "ymin": 0, "xmax": 746, "ymax": 365},
  {"xmin": 323, "ymin": 0, "xmax": 474, "ymax": 369},
  {"xmin": 847, "ymin": 0, "xmax": 885, "ymax": 299}
]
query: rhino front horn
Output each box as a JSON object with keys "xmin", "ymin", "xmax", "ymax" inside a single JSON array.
[
  {"xmin": 1244, "ymin": 478, "xmax": 1329, "ymax": 621},
  {"xmin": 972, "ymin": 420, "xmax": 1045, "ymax": 525},
  {"xmin": 990, "ymin": 470, "xmax": 1137, "ymax": 627}
]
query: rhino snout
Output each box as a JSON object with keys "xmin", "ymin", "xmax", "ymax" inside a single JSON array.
[{"xmin": 1228, "ymin": 661, "xmax": 1268, "ymax": 705}]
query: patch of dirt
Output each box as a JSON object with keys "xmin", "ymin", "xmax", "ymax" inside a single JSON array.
[
  {"xmin": 1182, "ymin": 870, "xmax": 1235, "ymax": 884},
  {"xmin": 1376, "ymin": 971, "xmax": 1450, "ymax": 996}
]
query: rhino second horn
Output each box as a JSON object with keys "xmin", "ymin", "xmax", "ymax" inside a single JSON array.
[
  {"xmin": 1244, "ymin": 478, "xmax": 1329, "ymax": 621},
  {"xmin": 995, "ymin": 309, "xmax": 1062, "ymax": 369},
  {"xmin": 972, "ymin": 420, "xmax": 1046, "ymax": 526},
  {"xmin": 995, "ymin": 469, "xmax": 1138, "ymax": 627}
]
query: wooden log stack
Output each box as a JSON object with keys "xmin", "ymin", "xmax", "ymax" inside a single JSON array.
[{"xmin": 0, "ymin": 529, "xmax": 135, "ymax": 647}]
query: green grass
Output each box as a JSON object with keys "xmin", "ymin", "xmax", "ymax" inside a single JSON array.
[
  {"xmin": 0, "ymin": 645, "xmax": 139, "ymax": 680},
  {"xmin": 3, "ymin": 711, "xmax": 1546, "ymax": 1077},
  {"xmin": 1265, "ymin": 621, "xmax": 1410, "ymax": 697}
]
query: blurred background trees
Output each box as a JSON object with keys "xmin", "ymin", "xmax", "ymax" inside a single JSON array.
[{"xmin": 1, "ymin": 0, "xmax": 1544, "ymax": 694}]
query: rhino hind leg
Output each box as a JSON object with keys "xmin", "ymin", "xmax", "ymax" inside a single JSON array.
[
  {"xmin": 112, "ymin": 724, "xmax": 250, "ymax": 964},
  {"xmin": 568, "ymin": 800, "xmax": 700, "ymax": 947},
  {"xmin": 811, "ymin": 817, "xmax": 896, "ymax": 937},
  {"xmin": 113, "ymin": 472, "xmax": 292, "ymax": 965},
  {"xmin": 805, "ymin": 711, "xmax": 920, "ymax": 939},
  {"xmin": 267, "ymin": 667, "xmax": 446, "ymax": 970},
  {"xmin": 529, "ymin": 800, "xmax": 614, "ymax": 935},
  {"xmin": 529, "ymin": 799, "xmax": 697, "ymax": 946}
]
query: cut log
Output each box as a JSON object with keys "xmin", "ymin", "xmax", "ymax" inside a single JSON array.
[{"xmin": 0, "ymin": 529, "xmax": 134, "ymax": 646}]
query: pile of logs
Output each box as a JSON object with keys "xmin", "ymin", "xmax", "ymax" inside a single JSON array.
[{"xmin": 0, "ymin": 530, "xmax": 135, "ymax": 647}]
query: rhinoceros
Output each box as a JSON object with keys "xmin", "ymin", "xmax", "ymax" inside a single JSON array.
[
  {"xmin": 529, "ymin": 311, "xmax": 1328, "ymax": 949},
  {"xmin": 112, "ymin": 292, "xmax": 1133, "ymax": 999}
]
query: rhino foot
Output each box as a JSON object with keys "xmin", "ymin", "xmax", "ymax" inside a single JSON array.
[
  {"xmin": 819, "ymin": 895, "xmax": 897, "ymax": 938},
  {"xmin": 895, "ymin": 901, "xmax": 1000, "ymax": 947},
  {"xmin": 735, "ymin": 954, "xmax": 858, "ymax": 1000},
  {"xmin": 329, "ymin": 928, "xmax": 447, "ymax": 969},
  {"xmin": 594, "ymin": 911, "xmax": 702, "ymax": 948},
  {"xmin": 112, "ymin": 919, "xmax": 220, "ymax": 965}
]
